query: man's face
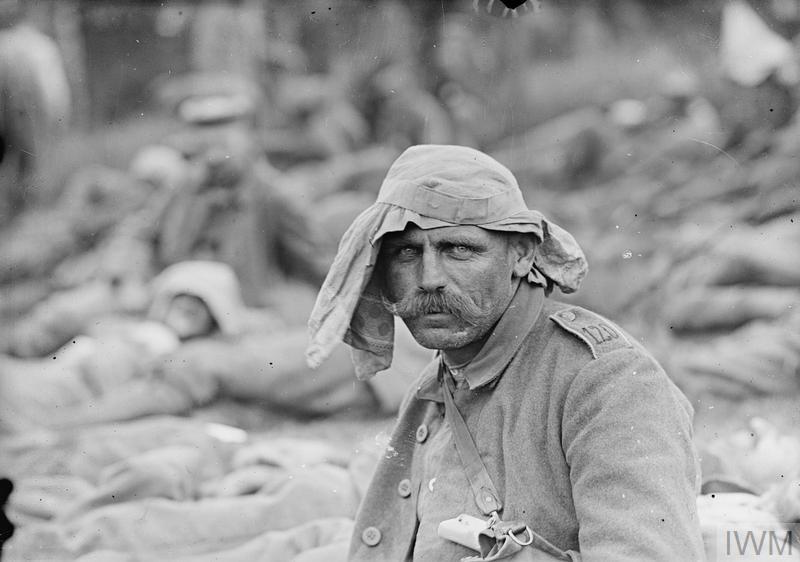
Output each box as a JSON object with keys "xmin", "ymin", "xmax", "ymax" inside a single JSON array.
[
  {"xmin": 162, "ymin": 294, "xmax": 217, "ymax": 340},
  {"xmin": 379, "ymin": 225, "xmax": 524, "ymax": 353}
]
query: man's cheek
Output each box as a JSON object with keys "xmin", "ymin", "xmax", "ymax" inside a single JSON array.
[
  {"xmin": 385, "ymin": 271, "xmax": 416, "ymax": 302},
  {"xmin": 465, "ymin": 284, "xmax": 498, "ymax": 311},
  {"xmin": 382, "ymin": 283, "xmax": 404, "ymax": 305}
]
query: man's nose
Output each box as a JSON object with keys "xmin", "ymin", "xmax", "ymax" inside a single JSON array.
[{"xmin": 418, "ymin": 251, "xmax": 447, "ymax": 292}]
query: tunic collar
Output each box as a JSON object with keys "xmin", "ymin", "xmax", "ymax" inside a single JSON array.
[{"xmin": 415, "ymin": 282, "xmax": 545, "ymax": 402}]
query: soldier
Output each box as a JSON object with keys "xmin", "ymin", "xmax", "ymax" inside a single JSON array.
[{"xmin": 307, "ymin": 145, "xmax": 704, "ymax": 560}]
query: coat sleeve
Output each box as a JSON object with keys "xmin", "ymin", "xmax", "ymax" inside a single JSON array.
[{"xmin": 561, "ymin": 348, "xmax": 705, "ymax": 561}]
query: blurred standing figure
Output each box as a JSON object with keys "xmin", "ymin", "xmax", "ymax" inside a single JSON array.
[
  {"xmin": 0, "ymin": 260, "xmax": 233, "ymax": 432},
  {"xmin": 0, "ymin": 0, "xmax": 70, "ymax": 227},
  {"xmin": 154, "ymin": 94, "xmax": 330, "ymax": 314},
  {"xmin": 718, "ymin": 0, "xmax": 800, "ymax": 148}
]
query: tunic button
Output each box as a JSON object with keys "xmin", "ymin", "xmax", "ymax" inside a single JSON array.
[
  {"xmin": 415, "ymin": 424, "xmax": 429, "ymax": 443},
  {"xmin": 362, "ymin": 526, "xmax": 382, "ymax": 547},
  {"xmin": 560, "ymin": 310, "xmax": 576, "ymax": 322},
  {"xmin": 397, "ymin": 478, "xmax": 412, "ymax": 498}
]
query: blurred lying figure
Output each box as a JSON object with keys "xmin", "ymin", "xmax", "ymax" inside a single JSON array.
[
  {"xmin": 669, "ymin": 307, "xmax": 800, "ymax": 401},
  {"xmin": 3, "ymin": 422, "xmax": 378, "ymax": 561},
  {"xmin": 659, "ymin": 212, "xmax": 800, "ymax": 401},
  {"xmin": 0, "ymin": 261, "xmax": 236, "ymax": 432},
  {"xmin": 5, "ymin": 414, "xmax": 797, "ymax": 562},
  {"xmin": 0, "ymin": 260, "xmax": 428, "ymax": 432},
  {"xmin": 695, "ymin": 417, "xmax": 800, "ymax": 561},
  {"xmin": 490, "ymin": 68, "xmax": 721, "ymax": 194}
]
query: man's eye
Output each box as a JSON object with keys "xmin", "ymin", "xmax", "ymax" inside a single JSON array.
[
  {"xmin": 397, "ymin": 247, "xmax": 419, "ymax": 258},
  {"xmin": 449, "ymin": 244, "xmax": 474, "ymax": 257}
]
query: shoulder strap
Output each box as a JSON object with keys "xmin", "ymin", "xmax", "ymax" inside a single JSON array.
[
  {"xmin": 549, "ymin": 306, "xmax": 632, "ymax": 359},
  {"xmin": 441, "ymin": 363, "xmax": 503, "ymax": 516}
]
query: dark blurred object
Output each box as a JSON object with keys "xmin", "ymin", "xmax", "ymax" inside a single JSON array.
[
  {"xmin": 0, "ymin": 477, "xmax": 13, "ymax": 557},
  {"xmin": 472, "ymin": 0, "xmax": 537, "ymax": 19},
  {"xmin": 0, "ymin": 16, "xmax": 70, "ymax": 228}
]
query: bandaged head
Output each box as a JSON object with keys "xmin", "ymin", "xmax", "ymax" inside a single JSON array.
[{"xmin": 307, "ymin": 145, "xmax": 587, "ymax": 379}]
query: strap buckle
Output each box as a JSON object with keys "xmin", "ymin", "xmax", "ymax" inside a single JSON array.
[{"xmin": 507, "ymin": 526, "xmax": 534, "ymax": 546}]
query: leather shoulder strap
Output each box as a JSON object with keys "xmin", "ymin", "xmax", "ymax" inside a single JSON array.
[{"xmin": 441, "ymin": 364, "xmax": 503, "ymax": 516}]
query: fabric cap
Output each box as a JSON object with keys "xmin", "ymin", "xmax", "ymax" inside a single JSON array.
[
  {"xmin": 148, "ymin": 260, "xmax": 247, "ymax": 336},
  {"xmin": 306, "ymin": 144, "xmax": 587, "ymax": 380}
]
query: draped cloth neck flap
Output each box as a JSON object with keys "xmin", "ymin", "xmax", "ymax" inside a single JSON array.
[{"xmin": 306, "ymin": 145, "xmax": 588, "ymax": 380}]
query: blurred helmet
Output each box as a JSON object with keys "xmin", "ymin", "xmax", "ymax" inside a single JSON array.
[{"xmin": 177, "ymin": 93, "xmax": 255, "ymax": 126}]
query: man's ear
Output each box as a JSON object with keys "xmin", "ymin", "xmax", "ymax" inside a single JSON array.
[{"xmin": 509, "ymin": 234, "xmax": 537, "ymax": 279}]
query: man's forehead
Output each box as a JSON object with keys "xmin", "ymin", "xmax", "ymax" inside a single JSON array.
[{"xmin": 382, "ymin": 224, "xmax": 498, "ymax": 244}]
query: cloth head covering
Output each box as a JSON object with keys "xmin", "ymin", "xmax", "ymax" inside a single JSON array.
[
  {"xmin": 720, "ymin": 0, "xmax": 800, "ymax": 87},
  {"xmin": 148, "ymin": 260, "xmax": 247, "ymax": 336},
  {"xmin": 306, "ymin": 145, "xmax": 587, "ymax": 379}
]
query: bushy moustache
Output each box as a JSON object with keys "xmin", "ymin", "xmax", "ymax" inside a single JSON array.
[{"xmin": 382, "ymin": 287, "xmax": 486, "ymax": 326}]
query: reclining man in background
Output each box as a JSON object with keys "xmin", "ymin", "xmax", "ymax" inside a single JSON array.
[{"xmin": 0, "ymin": 260, "xmax": 430, "ymax": 432}]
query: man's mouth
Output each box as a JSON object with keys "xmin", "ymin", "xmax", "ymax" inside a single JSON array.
[
  {"xmin": 416, "ymin": 312, "xmax": 453, "ymax": 326},
  {"xmin": 422, "ymin": 309, "xmax": 447, "ymax": 315}
]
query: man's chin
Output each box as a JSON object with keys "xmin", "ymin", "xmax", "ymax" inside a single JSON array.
[{"xmin": 404, "ymin": 319, "xmax": 476, "ymax": 350}]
